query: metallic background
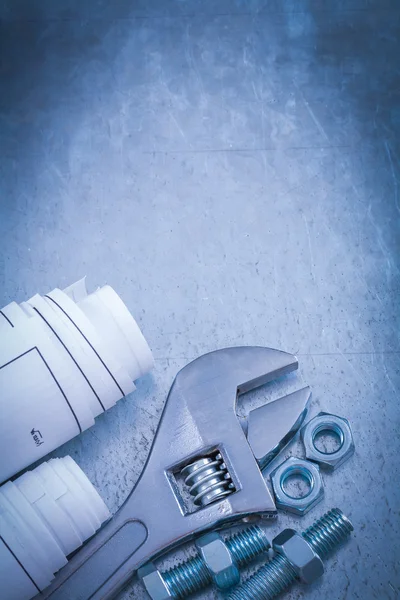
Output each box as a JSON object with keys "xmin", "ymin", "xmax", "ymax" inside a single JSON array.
[{"xmin": 0, "ymin": 1, "xmax": 399, "ymax": 598}]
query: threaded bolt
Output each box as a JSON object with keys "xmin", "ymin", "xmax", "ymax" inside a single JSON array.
[
  {"xmin": 162, "ymin": 525, "xmax": 270, "ymax": 598},
  {"xmin": 303, "ymin": 507, "xmax": 353, "ymax": 558},
  {"xmin": 230, "ymin": 552, "xmax": 297, "ymax": 600},
  {"xmin": 226, "ymin": 525, "xmax": 270, "ymax": 568},
  {"xmin": 163, "ymin": 555, "xmax": 209, "ymax": 598},
  {"xmin": 229, "ymin": 508, "xmax": 353, "ymax": 600}
]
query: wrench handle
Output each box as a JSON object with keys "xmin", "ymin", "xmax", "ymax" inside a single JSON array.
[{"xmin": 39, "ymin": 519, "xmax": 148, "ymax": 600}]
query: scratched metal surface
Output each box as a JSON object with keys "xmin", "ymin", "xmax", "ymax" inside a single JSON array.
[{"xmin": 0, "ymin": 1, "xmax": 399, "ymax": 599}]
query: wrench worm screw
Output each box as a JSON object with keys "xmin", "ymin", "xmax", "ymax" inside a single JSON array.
[
  {"xmin": 229, "ymin": 508, "xmax": 353, "ymax": 600},
  {"xmin": 181, "ymin": 454, "xmax": 235, "ymax": 507},
  {"xmin": 162, "ymin": 525, "xmax": 270, "ymax": 598}
]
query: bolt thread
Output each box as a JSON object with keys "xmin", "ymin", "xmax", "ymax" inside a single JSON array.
[
  {"xmin": 229, "ymin": 554, "xmax": 297, "ymax": 600},
  {"xmin": 162, "ymin": 526, "xmax": 269, "ymax": 598},
  {"xmin": 163, "ymin": 555, "xmax": 211, "ymax": 598},
  {"xmin": 226, "ymin": 526, "xmax": 270, "ymax": 568},
  {"xmin": 303, "ymin": 508, "xmax": 354, "ymax": 559},
  {"xmin": 228, "ymin": 508, "xmax": 353, "ymax": 600}
]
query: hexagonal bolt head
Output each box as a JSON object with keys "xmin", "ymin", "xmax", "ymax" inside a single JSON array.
[
  {"xmin": 270, "ymin": 457, "xmax": 324, "ymax": 516},
  {"xmin": 138, "ymin": 562, "xmax": 173, "ymax": 600},
  {"xmin": 273, "ymin": 529, "xmax": 324, "ymax": 584},
  {"xmin": 195, "ymin": 532, "xmax": 240, "ymax": 590},
  {"xmin": 301, "ymin": 412, "xmax": 355, "ymax": 471}
]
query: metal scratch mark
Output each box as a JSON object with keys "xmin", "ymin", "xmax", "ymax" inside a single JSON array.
[
  {"xmin": 272, "ymin": 248, "xmax": 278, "ymax": 297},
  {"xmin": 261, "ymin": 103, "xmax": 269, "ymax": 182},
  {"xmin": 168, "ymin": 111, "xmax": 187, "ymax": 141},
  {"xmin": 297, "ymin": 86, "xmax": 330, "ymax": 143},
  {"xmin": 384, "ymin": 140, "xmax": 400, "ymax": 215},
  {"xmin": 336, "ymin": 346, "xmax": 371, "ymax": 389},
  {"xmin": 184, "ymin": 22, "xmax": 206, "ymax": 99},
  {"xmin": 367, "ymin": 203, "xmax": 399, "ymax": 282},
  {"xmin": 347, "ymin": 470, "xmax": 396, "ymax": 584},
  {"xmin": 204, "ymin": 153, "xmax": 208, "ymax": 176},
  {"xmin": 251, "ymin": 80, "xmax": 259, "ymax": 101},
  {"xmin": 279, "ymin": 171, "xmax": 321, "ymax": 199},
  {"xmin": 302, "ymin": 213, "xmax": 315, "ymax": 283},
  {"xmin": 353, "ymin": 270, "xmax": 384, "ymax": 307},
  {"xmin": 381, "ymin": 356, "xmax": 399, "ymax": 399}
]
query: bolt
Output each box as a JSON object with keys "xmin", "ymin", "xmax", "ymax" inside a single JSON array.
[
  {"xmin": 161, "ymin": 526, "xmax": 270, "ymax": 598},
  {"xmin": 229, "ymin": 508, "xmax": 353, "ymax": 600}
]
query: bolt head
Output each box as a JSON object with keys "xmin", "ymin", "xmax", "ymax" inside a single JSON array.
[
  {"xmin": 138, "ymin": 562, "xmax": 173, "ymax": 600},
  {"xmin": 195, "ymin": 532, "xmax": 240, "ymax": 590},
  {"xmin": 273, "ymin": 529, "xmax": 324, "ymax": 584}
]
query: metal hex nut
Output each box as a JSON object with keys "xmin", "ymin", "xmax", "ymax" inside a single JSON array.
[
  {"xmin": 138, "ymin": 562, "xmax": 173, "ymax": 600},
  {"xmin": 270, "ymin": 457, "xmax": 324, "ymax": 516},
  {"xmin": 301, "ymin": 412, "xmax": 355, "ymax": 471},
  {"xmin": 273, "ymin": 529, "xmax": 324, "ymax": 584},
  {"xmin": 195, "ymin": 532, "xmax": 240, "ymax": 590}
]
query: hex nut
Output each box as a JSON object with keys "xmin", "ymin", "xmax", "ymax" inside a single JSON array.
[
  {"xmin": 270, "ymin": 457, "xmax": 324, "ymax": 516},
  {"xmin": 301, "ymin": 412, "xmax": 355, "ymax": 471},
  {"xmin": 138, "ymin": 562, "xmax": 173, "ymax": 600},
  {"xmin": 273, "ymin": 528, "xmax": 324, "ymax": 584},
  {"xmin": 195, "ymin": 531, "xmax": 240, "ymax": 590}
]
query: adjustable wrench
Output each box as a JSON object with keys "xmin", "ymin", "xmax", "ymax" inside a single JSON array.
[{"xmin": 38, "ymin": 346, "xmax": 310, "ymax": 600}]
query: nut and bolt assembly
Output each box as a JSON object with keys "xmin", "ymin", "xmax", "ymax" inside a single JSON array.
[
  {"xmin": 229, "ymin": 508, "xmax": 353, "ymax": 600},
  {"xmin": 139, "ymin": 525, "xmax": 270, "ymax": 599}
]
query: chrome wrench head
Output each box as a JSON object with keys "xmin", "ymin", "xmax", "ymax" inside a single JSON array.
[
  {"xmin": 39, "ymin": 346, "xmax": 309, "ymax": 600},
  {"xmin": 160, "ymin": 345, "xmax": 302, "ymax": 520}
]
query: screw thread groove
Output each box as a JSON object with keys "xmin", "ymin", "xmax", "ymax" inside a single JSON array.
[
  {"xmin": 226, "ymin": 526, "xmax": 270, "ymax": 567},
  {"xmin": 228, "ymin": 509, "xmax": 353, "ymax": 600},
  {"xmin": 163, "ymin": 555, "xmax": 210, "ymax": 598},
  {"xmin": 229, "ymin": 554, "xmax": 297, "ymax": 600},
  {"xmin": 303, "ymin": 508, "xmax": 354, "ymax": 559},
  {"xmin": 162, "ymin": 525, "xmax": 269, "ymax": 598}
]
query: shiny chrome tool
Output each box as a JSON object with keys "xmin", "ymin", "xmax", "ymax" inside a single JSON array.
[{"xmin": 38, "ymin": 346, "xmax": 310, "ymax": 600}]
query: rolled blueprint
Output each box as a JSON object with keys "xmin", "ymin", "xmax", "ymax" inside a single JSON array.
[
  {"xmin": 0, "ymin": 456, "xmax": 110, "ymax": 600},
  {"xmin": 0, "ymin": 280, "xmax": 154, "ymax": 483}
]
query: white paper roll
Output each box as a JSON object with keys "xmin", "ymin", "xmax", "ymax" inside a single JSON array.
[
  {"xmin": 77, "ymin": 291, "xmax": 140, "ymax": 382},
  {"xmin": 26, "ymin": 294, "xmax": 97, "ymax": 429},
  {"xmin": 0, "ymin": 537, "xmax": 39, "ymax": 600},
  {"xmin": 0, "ymin": 318, "xmax": 84, "ymax": 483},
  {"xmin": 97, "ymin": 285, "xmax": 154, "ymax": 378},
  {"xmin": 62, "ymin": 456, "xmax": 110, "ymax": 524},
  {"xmin": 15, "ymin": 471, "xmax": 82, "ymax": 557},
  {"xmin": 43, "ymin": 292, "xmax": 124, "ymax": 413},
  {"xmin": 48, "ymin": 459, "xmax": 102, "ymax": 532},
  {"xmin": 0, "ymin": 456, "xmax": 111, "ymax": 600},
  {"xmin": 33, "ymin": 458, "xmax": 109, "ymax": 550},
  {"xmin": 0, "ymin": 497, "xmax": 54, "ymax": 589},
  {"xmin": 0, "ymin": 482, "xmax": 67, "ymax": 575},
  {"xmin": 35, "ymin": 462, "xmax": 95, "ymax": 542},
  {"xmin": 48, "ymin": 286, "xmax": 135, "ymax": 398},
  {"xmin": 0, "ymin": 302, "xmax": 28, "ymax": 332},
  {"xmin": 0, "ymin": 280, "xmax": 153, "ymax": 482}
]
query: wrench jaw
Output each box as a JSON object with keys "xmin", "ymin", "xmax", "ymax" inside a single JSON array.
[
  {"xmin": 246, "ymin": 386, "xmax": 312, "ymax": 471},
  {"xmin": 175, "ymin": 346, "xmax": 298, "ymax": 400}
]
